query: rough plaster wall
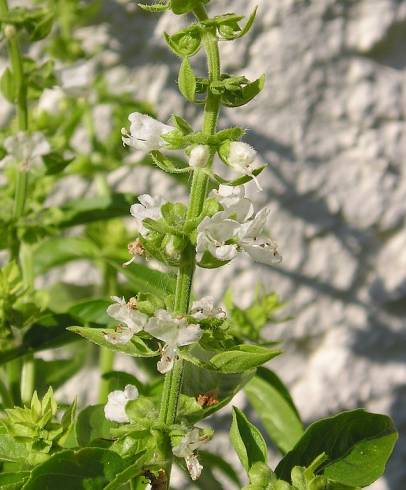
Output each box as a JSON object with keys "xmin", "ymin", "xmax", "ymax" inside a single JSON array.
[{"xmin": 97, "ymin": 1, "xmax": 406, "ymax": 488}]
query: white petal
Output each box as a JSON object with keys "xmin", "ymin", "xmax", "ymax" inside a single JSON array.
[
  {"xmin": 186, "ymin": 454, "xmax": 203, "ymax": 481},
  {"xmin": 145, "ymin": 315, "xmax": 179, "ymax": 344},
  {"xmin": 228, "ymin": 142, "xmax": 257, "ymax": 167},
  {"xmin": 104, "ymin": 327, "xmax": 134, "ymax": 345},
  {"xmin": 240, "ymin": 207, "xmax": 270, "ymax": 239},
  {"xmin": 104, "ymin": 384, "xmax": 138, "ymax": 423},
  {"xmin": 242, "ymin": 242, "xmax": 282, "ymax": 265},
  {"xmin": 157, "ymin": 344, "xmax": 177, "ymax": 374},
  {"xmin": 125, "ymin": 113, "xmax": 174, "ymax": 152},
  {"xmin": 213, "ymin": 244, "xmax": 238, "ymax": 261},
  {"xmin": 123, "ymin": 384, "xmax": 139, "ymax": 400},
  {"xmin": 176, "ymin": 324, "xmax": 202, "ymax": 346}
]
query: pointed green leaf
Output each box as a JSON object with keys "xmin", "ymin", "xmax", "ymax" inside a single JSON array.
[
  {"xmin": 222, "ymin": 74, "xmax": 265, "ymax": 107},
  {"xmin": 178, "ymin": 57, "xmax": 197, "ymax": 102},
  {"xmin": 150, "ymin": 150, "xmax": 192, "ymax": 174},
  {"xmin": 230, "ymin": 407, "xmax": 268, "ymax": 472},
  {"xmin": 245, "ymin": 367, "xmax": 303, "ymax": 454},
  {"xmin": 68, "ymin": 326, "xmax": 159, "ymax": 357},
  {"xmin": 0, "ymin": 68, "xmax": 16, "ymax": 103},
  {"xmin": 109, "ymin": 259, "xmax": 175, "ymax": 298},
  {"xmin": 209, "ymin": 344, "xmax": 281, "ymax": 373},
  {"xmin": 275, "ymin": 409, "xmax": 398, "ymax": 487},
  {"xmin": 22, "ymin": 448, "xmax": 125, "ymax": 489}
]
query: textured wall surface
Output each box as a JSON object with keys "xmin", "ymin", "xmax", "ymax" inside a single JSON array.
[
  {"xmin": 3, "ymin": 0, "xmax": 405, "ymax": 488},
  {"xmin": 96, "ymin": 1, "xmax": 406, "ymax": 488}
]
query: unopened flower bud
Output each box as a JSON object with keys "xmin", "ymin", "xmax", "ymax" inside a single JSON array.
[
  {"xmin": 219, "ymin": 141, "xmax": 262, "ymax": 190},
  {"xmin": 4, "ymin": 24, "xmax": 16, "ymax": 39},
  {"xmin": 189, "ymin": 145, "xmax": 210, "ymax": 168}
]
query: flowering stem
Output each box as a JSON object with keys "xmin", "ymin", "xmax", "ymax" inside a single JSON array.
[
  {"xmin": 0, "ymin": 0, "xmax": 29, "ymax": 227},
  {"xmin": 158, "ymin": 5, "xmax": 221, "ymax": 485}
]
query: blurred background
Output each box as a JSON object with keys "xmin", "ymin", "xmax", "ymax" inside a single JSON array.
[{"xmin": 2, "ymin": 0, "xmax": 405, "ymax": 488}]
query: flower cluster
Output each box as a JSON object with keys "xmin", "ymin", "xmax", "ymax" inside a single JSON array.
[
  {"xmin": 105, "ymin": 296, "xmax": 218, "ymax": 373},
  {"xmin": 198, "ymin": 185, "xmax": 281, "ymax": 265}
]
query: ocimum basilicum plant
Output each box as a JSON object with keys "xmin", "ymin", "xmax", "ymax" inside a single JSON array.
[{"xmin": 0, "ymin": 0, "xmax": 398, "ymax": 489}]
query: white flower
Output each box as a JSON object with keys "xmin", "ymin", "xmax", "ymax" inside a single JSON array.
[
  {"xmin": 189, "ymin": 145, "xmax": 210, "ymax": 168},
  {"xmin": 2, "ymin": 132, "xmax": 50, "ymax": 171},
  {"xmin": 172, "ymin": 428, "xmax": 207, "ymax": 481},
  {"xmin": 191, "ymin": 297, "xmax": 225, "ymax": 320},
  {"xmin": 105, "ymin": 296, "xmax": 148, "ymax": 344},
  {"xmin": 221, "ymin": 141, "xmax": 263, "ymax": 190},
  {"xmin": 210, "ymin": 184, "xmax": 245, "ymax": 208},
  {"xmin": 121, "ymin": 112, "xmax": 174, "ymax": 152},
  {"xmin": 58, "ymin": 60, "xmax": 96, "ymax": 96},
  {"xmin": 145, "ymin": 310, "xmax": 202, "ymax": 373},
  {"xmin": 210, "ymin": 185, "xmax": 254, "ymax": 223},
  {"xmin": 130, "ymin": 194, "xmax": 164, "ymax": 238},
  {"xmin": 104, "ymin": 384, "xmax": 138, "ymax": 423},
  {"xmin": 196, "ymin": 213, "xmax": 241, "ymax": 262},
  {"xmin": 196, "ymin": 198, "xmax": 281, "ymax": 266},
  {"xmin": 238, "ymin": 208, "xmax": 282, "ymax": 265}
]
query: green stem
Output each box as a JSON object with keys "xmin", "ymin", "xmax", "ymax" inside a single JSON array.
[
  {"xmin": 158, "ymin": 7, "xmax": 221, "ymax": 486},
  {"xmin": 0, "ymin": 2, "xmax": 29, "ymax": 199},
  {"xmin": 6, "ymin": 359, "xmax": 22, "ymax": 406},
  {"xmin": 20, "ymin": 355, "xmax": 35, "ymax": 405},
  {"xmin": 98, "ymin": 261, "xmax": 117, "ymax": 403},
  {"xmin": 0, "ymin": 371, "xmax": 13, "ymax": 408}
]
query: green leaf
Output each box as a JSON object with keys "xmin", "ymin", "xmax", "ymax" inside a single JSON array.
[
  {"xmin": 110, "ymin": 260, "xmax": 175, "ymax": 298},
  {"xmin": 34, "ymin": 237, "xmax": 99, "ymax": 274},
  {"xmin": 181, "ymin": 360, "xmax": 255, "ymax": 423},
  {"xmin": 22, "ymin": 448, "xmax": 125, "ymax": 489},
  {"xmin": 42, "ymin": 152, "xmax": 73, "ymax": 175},
  {"xmin": 245, "ymin": 367, "xmax": 303, "ymax": 454},
  {"xmin": 150, "ymin": 150, "xmax": 192, "ymax": 174},
  {"xmin": 75, "ymin": 405, "xmax": 115, "ymax": 447},
  {"xmin": 171, "ymin": 114, "xmax": 194, "ymax": 134},
  {"xmin": 0, "ymin": 68, "xmax": 16, "ymax": 103},
  {"xmin": 178, "ymin": 57, "xmax": 197, "ymax": 102},
  {"xmin": 69, "ymin": 299, "xmax": 112, "ymax": 325},
  {"xmin": 27, "ymin": 12, "xmax": 54, "ymax": 41},
  {"xmin": 0, "ymin": 433, "xmax": 29, "ymax": 463},
  {"xmin": 0, "ymin": 313, "xmax": 77, "ymax": 365},
  {"xmin": 0, "ymin": 472, "xmax": 30, "ymax": 489},
  {"xmin": 171, "ymin": 0, "xmax": 200, "ymax": 15},
  {"xmin": 220, "ymin": 7, "xmax": 258, "ymax": 40},
  {"xmin": 54, "ymin": 193, "xmax": 136, "ymax": 228},
  {"xmin": 103, "ymin": 451, "xmax": 147, "ymax": 490},
  {"xmin": 208, "ymin": 165, "xmax": 266, "ymax": 187},
  {"xmin": 222, "ymin": 74, "xmax": 265, "ymax": 108},
  {"xmin": 164, "ymin": 27, "xmax": 202, "ymax": 57},
  {"xmin": 230, "ymin": 407, "xmax": 268, "ymax": 472},
  {"xmin": 275, "ymin": 409, "xmax": 398, "ymax": 487},
  {"xmin": 68, "ymin": 327, "xmax": 158, "ymax": 358},
  {"xmin": 209, "ymin": 345, "xmax": 281, "ymax": 374}
]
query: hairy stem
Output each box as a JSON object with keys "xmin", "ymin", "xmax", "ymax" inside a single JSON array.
[{"xmin": 158, "ymin": 6, "xmax": 221, "ymax": 485}]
